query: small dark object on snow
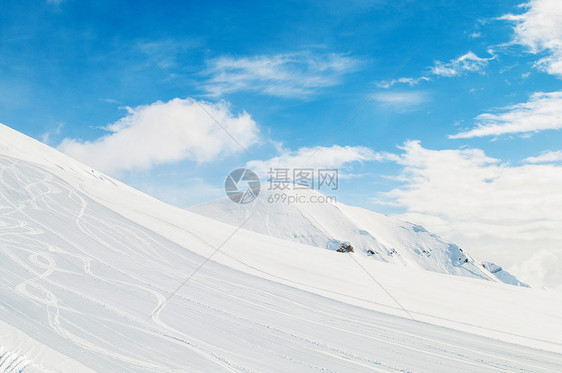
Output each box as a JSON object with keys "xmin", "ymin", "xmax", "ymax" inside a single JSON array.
[
  {"xmin": 337, "ymin": 242, "xmax": 354, "ymax": 253},
  {"xmin": 366, "ymin": 249, "xmax": 376, "ymax": 256}
]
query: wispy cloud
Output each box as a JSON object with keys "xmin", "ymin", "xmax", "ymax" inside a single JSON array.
[
  {"xmin": 379, "ymin": 140, "xmax": 562, "ymax": 290},
  {"xmin": 247, "ymin": 145, "xmax": 385, "ymax": 179},
  {"xmin": 378, "ymin": 51, "xmax": 493, "ymax": 88},
  {"xmin": 373, "ymin": 90, "xmax": 430, "ymax": 110},
  {"xmin": 524, "ymin": 150, "xmax": 562, "ymax": 163},
  {"xmin": 138, "ymin": 39, "xmax": 201, "ymax": 70},
  {"xmin": 41, "ymin": 123, "xmax": 64, "ymax": 145},
  {"xmin": 376, "ymin": 76, "xmax": 430, "ymax": 89},
  {"xmin": 201, "ymin": 52, "xmax": 360, "ymax": 98},
  {"xmin": 500, "ymin": 0, "xmax": 562, "ymax": 78},
  {"xmin": 450, "ymin": 91, "xmax": 562, "ymax": 139},
  {"xmin": 58, "ymin": 98, "xmax": 260, "ymax": 174},
  {"xmin": 430, "ymin": 51, "xmax": 492, "ymax": 77}
]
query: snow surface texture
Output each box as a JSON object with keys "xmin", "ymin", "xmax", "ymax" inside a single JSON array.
[
  {"xmin": 1, "ymin": 122, "xmax": 562, "ymax": 372},
  {"xmin": 482, "ymin": 262, "xmax": 528, "ymax": 287},
  {"xmin": 189, "ymin": 187, "xmax": 526, "ymax": 286}
]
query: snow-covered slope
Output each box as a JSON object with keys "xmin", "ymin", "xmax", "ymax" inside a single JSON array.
[
  {"xmin": 482, "ymin": 261, "xmax": 528, "ymax": 287},
  {"xmin": 1, "ymin": 122, "xmax": 562, "ymax": 372},
  {"xmin": 189, "ymin": 187, "xmax": 521, "ymax": 285}
]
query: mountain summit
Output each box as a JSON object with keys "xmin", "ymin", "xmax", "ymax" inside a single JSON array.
[{"xmin": 190, "ymin": 186, "xmax": 527, "ymax": 286}]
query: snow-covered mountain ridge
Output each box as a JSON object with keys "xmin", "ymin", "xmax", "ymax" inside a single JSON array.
[{"xmin": 189, "ymin": 187, "xmax": 527, "ymax": 286}]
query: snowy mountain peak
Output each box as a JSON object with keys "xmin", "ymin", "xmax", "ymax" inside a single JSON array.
[{"xmin": 190, "ymin": 186, "xmax": 523, "ymax": 285}]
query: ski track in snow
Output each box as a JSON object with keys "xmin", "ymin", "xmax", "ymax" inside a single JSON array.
[{"xmin": 1, "ymin": 155, "xmax": 562, "ymax": 372}]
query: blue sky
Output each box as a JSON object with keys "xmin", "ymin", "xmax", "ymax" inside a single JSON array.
[{"xmin": 2, "ymin": 1, "xmax": 562, "ymax": 287}]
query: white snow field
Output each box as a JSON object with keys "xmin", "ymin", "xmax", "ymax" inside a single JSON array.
[
  {"xmin": 1, "ymin": 121, "xmax": 562, "ymax": 372},
  {"xmin": 189, "ymin": 187, "xmax": 527, "ymax": 286}
]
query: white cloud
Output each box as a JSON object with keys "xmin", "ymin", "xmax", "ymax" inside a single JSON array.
[
  {"xmin": 500, "ymin": 0, "xmax": 562, "ymax": 77},
  {"xmin": 380, "ymin": 141, "xmax": 562, "ymax": 290},
  {"xmin": 512, "ymin": 250, "xmax": 562, "ymax": 290},
  {"xmin": 376, "ymin": 77, "xmax": 430, "ymax": 89},
  {"xmin": 378, "ymin": 51, "xmax": 492, "ymax": 87},
  {"xmin": 524, "ymin": 150, "xmax": 562, "ymax": 163},
  {"xmin": 430, "ymin": 51, "xmax": 492, "ymax": 77},
  {"xmin": 373, "ymin": 91, "xmax": 429, "ymax": 110},
  {"xmin": 202, "ymin": 52, "xmax": 360, "ymax": 98},
  {"xmin": 247, "ymin": 145, "xmax": 384, "ymax": 179},
  {"xmin": 450, "ymin": 91, "xmax": 562, "ymax": 138},
  {"xmin": 58, "ymin": 98, "xmax": 260, "ymax": 174}
]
